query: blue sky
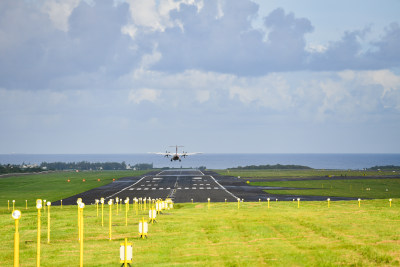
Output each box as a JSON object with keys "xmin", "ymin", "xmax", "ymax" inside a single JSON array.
[{"xmin": 0, "ymin": 0, "xmax": 399, "ymax": 154}]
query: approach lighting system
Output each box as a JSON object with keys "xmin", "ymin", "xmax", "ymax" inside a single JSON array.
[
  {"xmin": 120, "ymin": 238, "xmax": 133, "ymax": 267},
  {"xmin": 36, "ymin": 199, "xmax": 42, "ymax": 266},
  {"xmin": 12, "ymin": 209, "xmax": 22, "ymax": 267},
  {"xmin": 36, "ymin": 199, "xmax": 42, "ymax": 210},
  {"xmin": 12, "ymin": 209, "xmax": 21, "ymax": 220},
  {"xmin": 108, "ymin": 200, "xmax": 113, "ymax": 240}
]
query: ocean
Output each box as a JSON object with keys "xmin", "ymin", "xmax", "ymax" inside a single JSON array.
[{"xmin": 0, "ymin": 153, "xmax": 399, "ymax": 170}]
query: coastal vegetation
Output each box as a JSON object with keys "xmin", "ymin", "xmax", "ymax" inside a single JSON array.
[{"xmin": 0, "ymin": 162, "xmax": 154, "ymax": 174}]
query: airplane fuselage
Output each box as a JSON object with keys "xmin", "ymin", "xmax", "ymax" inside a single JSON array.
[{"xmin": 171, "ymin": 155, "xmax": 181, "ymax": 161}]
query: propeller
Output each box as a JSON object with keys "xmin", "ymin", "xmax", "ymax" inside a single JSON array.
[{"xmin": 164, "ymin": 151, "xmax": 170, "ymax": 158}]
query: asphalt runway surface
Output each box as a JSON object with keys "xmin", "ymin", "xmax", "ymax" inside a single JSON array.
[
  {"xmin": 53, "ymin": 169, "xmax": 362, "ymax": 206},
  {"xmin": 55, "ymin": 169, "xmax": 239, "ymax": 206}
]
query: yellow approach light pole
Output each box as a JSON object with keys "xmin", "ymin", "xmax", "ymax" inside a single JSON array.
[
  {"xmin": 47, "ymin": 202, "xmax": 51, "ymax": 244},
  {"xmin": 12, "ymin": 200, "xmax": 15, "ymax": 211},
  {"xmin": 77, "ymin": 198, "xmax": 82, "ymax": 242},
  {"xmin": 116, "ymin": 197, "xmax": 119, "ymax": 215},
  {"xmin": 12, "ymin": 210, "xmax": 22, "ymax": 267},
  {"xmin": 100, "ymin": 198, "xmax": 105, "ymax": 226},
  {"xmin": 79, "ymin": 202, "xmax": 85, "ymax": 267},
  {"xmin": 134, "ymin": 198, "xmax": 138, "ymax": 215},
  {"xmin": 36, "ymin": 199, "xmax": 42, "ymax": 267},
  {"xmin": 95, "ymin": 199, "xmax": 99, "ymax": 217},
  {"xmin": 108, "ymin": 200, "xmax": 113, "ymax": 241},
  {"xmin": 124, "ymin": 199, "xmax": 128, "ymax": 226},
  {"xmin": 120, "ymin": 238, "xmax": 132, "ymax": 267}
]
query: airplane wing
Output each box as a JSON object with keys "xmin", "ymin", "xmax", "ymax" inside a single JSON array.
[
  {"xmin": 148, "ymin": 152, "xmax": 173, "ymax": 157},
  {"xmin": 181, "ymin": 152, "xmax": 202, "ymax": 155},
  {"xmin": 177, "ymin": 152, "xmax": 203, "ymax": 157}
]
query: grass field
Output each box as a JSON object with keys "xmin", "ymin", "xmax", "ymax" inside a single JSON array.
[
  {"xmin": 1, "ymin": 170, "xmax": 399, "ymax": 266},
  {"xmin": 0, "ymin": 171, "xmax": 148, "ymax": 209},
  {"xmin": 216, "ymin": 169, "xmax": 399, "ymax": 179},
  {"xmin": 1, "ymin": 199, "xmax": 399, "ymax": 266},
  {"xmin": 251, "ymin": 179, "xmax": 400, "ymax": 199},
  {"xmin": 215, "ymin": 169, "xmax": 400, "ymax": 199}
]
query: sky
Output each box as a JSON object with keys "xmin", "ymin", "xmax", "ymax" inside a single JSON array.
[{"xmin": 0, "ymin": 0, "xmax": 399, "ymax": 154}]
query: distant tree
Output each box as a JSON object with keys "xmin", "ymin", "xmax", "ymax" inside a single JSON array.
[
  {"xmin": 132, "ymin": 163, "xmax": 153, "ymax": 170},
  {"xmin": 368, "ymin": 165, "xmax": 400, "ymax": 171}
]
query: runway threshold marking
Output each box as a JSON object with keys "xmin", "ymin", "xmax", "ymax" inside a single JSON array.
[
  {"xmin": 104, "ymin": 170, "xmax": 238, "ymax": 202},
  {"xmin": 198, "ymin": 170, "xmax": 239, "ymax": 200},
  {"xmin": 104, "ymin": 175, "xmax": 149, "ymax": 201}
]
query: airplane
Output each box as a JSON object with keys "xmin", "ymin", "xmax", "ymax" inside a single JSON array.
[{"xmin": 150, "ymin": 146, "xmax": 202, "ymax": 162}]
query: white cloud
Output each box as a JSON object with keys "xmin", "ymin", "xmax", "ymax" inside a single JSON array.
[
  {"xmin": 196, "ymin": 90, "xmax": 210, "ymax": 103},
  {"xmin": 128, "ymin": 88, "xmax": 161, "ymax": 104},
  {"xmin": 126, "ymin": 0, "xmax": 164, "ymax": 31},
  {"xmin": 42, "ymin": 0, "xmax": 81, "ymax": 31},
  {"xmin": 229, "ymin": 74, "xmax": 291, "ymax": 110},
  {"xmin": 305, "ymin": 43, "xmax": 327, "ymax": 53},
  {"xmin": 121, "ymin": 24, "xmax": 138, "ymax": 39},
  {"xmin": 366, "ymin": 70, "xmax": 400, "ymax": 95}
]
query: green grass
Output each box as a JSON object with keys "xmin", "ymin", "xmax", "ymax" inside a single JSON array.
[
  {"xmin": 1, "ymin": 200, "xmax": 399, "ymax": 266},
  {"xmin": 0, "ymin": 171, "xmax": 148, "ymax": 208},
  {"xmin": 251, "ymin": 178, "xmax": 400, "ymax": 199},
  {"xmin": 1, "ymin": 171, "xmax": 399, "ymax": 266},
  {"xmin": 215, "ymin": 169, "xmax": 399, "ymax": 179}
]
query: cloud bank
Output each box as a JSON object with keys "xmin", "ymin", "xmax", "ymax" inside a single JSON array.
[{"xmin": 0, "ymin": 0, "xmax": 399, "ymax": 153}]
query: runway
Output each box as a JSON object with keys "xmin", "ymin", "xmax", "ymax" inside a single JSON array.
[
  {"xmin": 54, "ymin": 169, "xmax": 360, "ymax": 206},
  {"xmin": 55, "ymin": 169, "xmax": 239, "ymax": 205}
]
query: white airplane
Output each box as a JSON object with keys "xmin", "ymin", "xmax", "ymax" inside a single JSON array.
[{"xmin": 151, "ymin": 146, "xmax": 202, "ymax": 162}]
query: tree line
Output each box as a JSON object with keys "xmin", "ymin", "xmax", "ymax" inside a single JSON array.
[
  {"xmin": 0, "ymin": 161, "xmax": 154, "ymax": 174},
  {"xmin": 367, "ymin": 165, "xmax": 400, "ymax": 171},
  {"xmin": 0, "ymin": 164, "xmax": 42, "ymax": 174}
]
